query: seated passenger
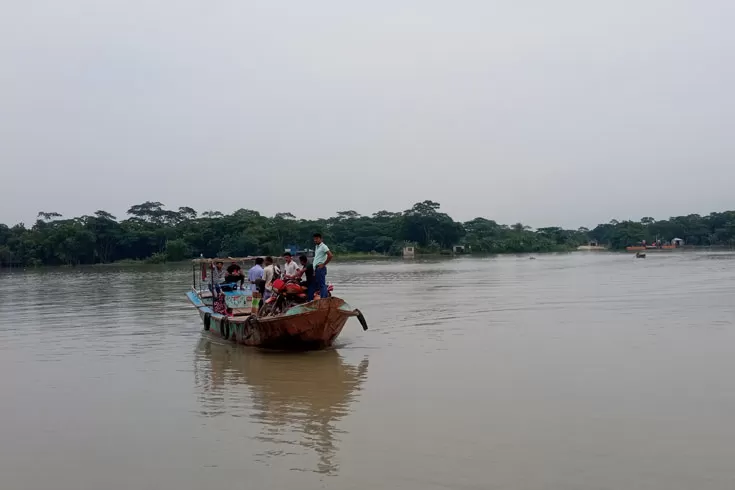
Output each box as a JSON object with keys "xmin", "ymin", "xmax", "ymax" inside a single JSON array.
[{"xmin": 222, "ymin": 264, "xmax": 245, "ymax": 291}]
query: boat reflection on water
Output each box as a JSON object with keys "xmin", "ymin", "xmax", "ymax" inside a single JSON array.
[{"xmin": 194, "ymin": 340, "xmax": 369, "ymax": 475}]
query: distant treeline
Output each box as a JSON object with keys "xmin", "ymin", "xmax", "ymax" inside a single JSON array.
[{"xmin": 1, "ymin": 201, "xmax": 734, "ymax": 266}]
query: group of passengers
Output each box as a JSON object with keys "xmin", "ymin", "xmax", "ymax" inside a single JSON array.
[{"xmin": 210, "ymin": 233, "xmax": 332, "ymax": 302}]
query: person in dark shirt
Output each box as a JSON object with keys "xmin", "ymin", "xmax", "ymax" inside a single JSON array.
[
  {"xmin": 297, "ymin": 254, "xmax": 314, "ymax": 291},
  {"xmin": 222, "ymin": 264, "xmax": 245, "ymax": 291}
]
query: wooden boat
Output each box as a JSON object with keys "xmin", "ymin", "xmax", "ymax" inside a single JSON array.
[
  {"xmin": 187, "ymin": 292, "xmax": 367, "ymax": 349},
  {"xmin": 186, "ymin": 257, "xmax": 368, "ymax": 350}
]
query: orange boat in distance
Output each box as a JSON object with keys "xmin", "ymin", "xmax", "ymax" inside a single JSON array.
[
  {"xmin": 626, "ymin": 245, "xmax": 678, "ymax": 251},
  {"xmin": 626, "ymin": 238, "xmax": 684, "ymax": 252}
]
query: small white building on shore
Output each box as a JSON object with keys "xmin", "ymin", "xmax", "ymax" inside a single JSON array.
[{"xmin": 577, "ymin": 240, "xmax": 607, "ymax": 251}]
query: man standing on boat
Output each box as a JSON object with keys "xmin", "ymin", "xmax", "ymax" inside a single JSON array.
[
  {"xmin": 262, "ymin": 256, "xmax": 280, "ymax": 300},
  {"xmin": 210, "ymin": 260, "xmax": 227, "ymax": 286},
  {"xmin": 248, "ymin": 257, "xmax": 265, "ymax": 295},
  {"xmin": 248, "ymin": 257, "xmax": 265, "ymax": 313},
  {"xmin": 311, "ymin": 233, "xmax": 333, "ymax": 300},
  {"xmin": 209, "ymin": 260, "xmax": 227, "ymax": 297},
  {"xmin": 297, "ymin": 254, "xmax": 315, "ymax": 291}
]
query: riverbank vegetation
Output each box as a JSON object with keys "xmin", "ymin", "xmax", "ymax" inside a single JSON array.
[{"xmin": 1, "ymin": 201, "xmax": 734, "ymax": 266}]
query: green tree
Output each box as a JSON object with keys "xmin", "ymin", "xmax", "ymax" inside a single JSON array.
[
  {"xmin": 7, "ymin": 201, "xmax": 735, "ymax": 266},
  {"xmin": 403, "ymin": 201, "xmax": 463, "ymax": 248},
  {"xmin": 165, "ymin": 239, "xmax": 190, "ymax": 262}
]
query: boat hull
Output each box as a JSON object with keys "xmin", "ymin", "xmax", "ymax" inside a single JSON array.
[{"xmin": 187, "ymin": 292, "xmax": 363, "ymax": 350}]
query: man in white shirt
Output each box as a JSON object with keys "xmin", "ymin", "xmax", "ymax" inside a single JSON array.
[
  {"xmin": 282, "ymin": 252, "xmax": 301, "ymax": 279},
  {"xmin": 262, "ymin": 256, "xmax": 281, "ymax": 299}
]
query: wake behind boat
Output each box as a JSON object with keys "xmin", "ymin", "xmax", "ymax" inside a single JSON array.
[{"xmin": 186, "ymin": 257, "xmax": 368, "ymax": 350}]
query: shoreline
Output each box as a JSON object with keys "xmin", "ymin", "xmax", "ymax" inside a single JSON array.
[{"xmin": 3, "ymin": 246, "xmax": 733, "ymax": 270}]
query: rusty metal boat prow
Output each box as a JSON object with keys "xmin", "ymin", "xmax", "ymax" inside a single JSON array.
[{"xmin": 186, "ymin": 293, "xmax": 368, "ymax": 351}]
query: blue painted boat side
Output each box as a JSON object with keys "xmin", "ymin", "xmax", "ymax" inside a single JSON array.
[
  {"xmin": 186, "ymin": 291, "xmax": 220, "ymax": 319},
  {"xmin": 186, "ymin": 291, "xmax": 206, "ymax": 308}
]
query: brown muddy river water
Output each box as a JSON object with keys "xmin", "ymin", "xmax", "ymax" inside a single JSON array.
[{"xmin": 1, "ymin": 253, "xmax": 735, "ymax": 489}]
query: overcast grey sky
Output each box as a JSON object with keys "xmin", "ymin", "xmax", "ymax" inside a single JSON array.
[{"xmin": 1, "ymin": 0, "xmax": 733, "ymax": 229}]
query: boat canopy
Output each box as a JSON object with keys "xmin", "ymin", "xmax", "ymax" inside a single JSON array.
[{"xmin": 192, "ymin": 256, "xmax": 264, "ymax": 264}]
